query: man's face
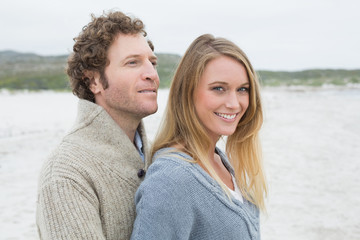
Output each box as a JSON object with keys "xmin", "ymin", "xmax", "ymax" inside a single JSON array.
[{"xmin": 92, "ymin": 33, "xmax": 159, "ymax": 122}]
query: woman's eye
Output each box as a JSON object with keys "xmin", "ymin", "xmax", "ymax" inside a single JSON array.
[
  {"xmin": 213, "ymin": 86, "xmax": 224, "ymax": 91},
  {"xmin": 238, "ymin": 87, "xmax": 250, "ymax": 93}
]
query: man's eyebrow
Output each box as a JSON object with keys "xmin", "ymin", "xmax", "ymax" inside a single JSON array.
[
  {"xmin": 124, "ymin": 54, "xmax": 157, "ymax": 59},
  {"xmin": 123, "ymin": 54, "xmax": 141, "ymax": 60},
  {"xmin": 150, "ymin": 55, "xmax": 158, "ymax": 60}
]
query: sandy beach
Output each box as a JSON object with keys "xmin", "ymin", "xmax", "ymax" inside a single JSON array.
[{"xmin": 1, "ymin": 86, "xmax": 359, "ymax": 239}]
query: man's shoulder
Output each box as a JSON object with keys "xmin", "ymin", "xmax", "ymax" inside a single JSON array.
[
  {"xmin": 38, "ymin": 141, "xmax": 90, "ymax": 181},
  {"xmin": 38, "ymin": 131, "xmax": 143, "ymax": 187}
]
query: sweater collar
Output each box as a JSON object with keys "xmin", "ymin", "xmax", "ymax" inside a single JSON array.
[{"xmin": 71, "ymin": 99, "xmax": 151, "ymax": 168}]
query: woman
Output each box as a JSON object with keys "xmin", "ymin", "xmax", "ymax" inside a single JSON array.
[{"xmin": 131, "ymin": 34, "xmax": 267, "ymax": 240}]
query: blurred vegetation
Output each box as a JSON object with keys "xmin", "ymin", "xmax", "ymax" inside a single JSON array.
[
  {"xmin": 1, "ymin": 50, "xmax": 359, "ymax": 90},
  {"xmin": 0, "ymin": 51, "xmax": 69, "ymax": 90},
  {"xmin": 258, "ymin": 69, "xmax": 360, "ymax": 87},
  {"xmin": 0, "ymin": 50, "xmax": 180, "ymax": 91}
]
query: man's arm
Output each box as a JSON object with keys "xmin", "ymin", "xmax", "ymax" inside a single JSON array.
[{"xmin": 37, "ymin": 179, "xmax": 105, "ymax": 240}]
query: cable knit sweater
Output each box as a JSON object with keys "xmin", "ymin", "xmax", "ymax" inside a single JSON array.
[
  {"xmin": 131, "ymin": 148, "xmax": 260, "ymax": 240},
  {"xmin": 36, "ymin": 99, "xmax": 151, "ymax": 240}
]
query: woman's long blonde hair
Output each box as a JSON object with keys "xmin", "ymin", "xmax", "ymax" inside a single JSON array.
[{"xmin": 151, "ymin": 34, "xmax": 267, "ymax": 210}]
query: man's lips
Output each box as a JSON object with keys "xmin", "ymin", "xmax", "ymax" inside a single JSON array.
[{"xmin": 138, "ymin": 88, "xmax": 157, "ymax": 93}]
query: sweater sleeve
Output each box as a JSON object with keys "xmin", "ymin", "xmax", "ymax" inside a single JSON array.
[
  {"xmin": 37, "ymin": 178, "xmax": 105, "ymax": 240},
  {"xmin": 131, "ymin": 159, "xmax": 195, "ymax": 240}
]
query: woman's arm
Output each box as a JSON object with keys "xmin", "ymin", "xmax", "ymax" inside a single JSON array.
[{"xmin": 131, "ymin": 158, "xmax": 195, "ymax": 240}]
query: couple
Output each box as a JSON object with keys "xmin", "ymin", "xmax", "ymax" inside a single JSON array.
[{"xmin": 36, "ymin": 10, "xmax": 267, "ymax": 240}]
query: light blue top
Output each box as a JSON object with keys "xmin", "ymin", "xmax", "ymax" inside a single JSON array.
[
  {"xmin": 134, "ymin": 130, "xmax": 145, "ymax": 162},
  {"xmin": 131, "ymin": 147, "xmax": 260, "ymax": 240}
]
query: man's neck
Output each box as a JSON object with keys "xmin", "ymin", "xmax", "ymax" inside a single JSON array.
[
  {"xmin": 102, "ymin": 107, "xmax": 141, "ymax": 142},
  {"xmin": 94, "ymin": 98, "xmax": 141, "ymax": 142},
  {"xmin": 112, "ymin": 114, "xmax": 140, "ymax": 142}
]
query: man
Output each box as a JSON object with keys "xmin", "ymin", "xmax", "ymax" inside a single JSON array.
[{"xmin": 36, "ymin": 11, "xmax": 159, "ymax": 239}]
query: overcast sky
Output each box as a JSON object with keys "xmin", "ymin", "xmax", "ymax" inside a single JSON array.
[{"xmin": 1, "ymin": 0, "xmax": 359, "ymax": 71}]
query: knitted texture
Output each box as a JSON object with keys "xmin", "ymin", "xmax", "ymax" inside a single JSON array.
[
  {"xmin": 131, "ymin": 148, "xmax": 260, "ymax": 240},
  {"xmin": 36, "ymin": 99, "xmax": 150, "ymax": 240}
]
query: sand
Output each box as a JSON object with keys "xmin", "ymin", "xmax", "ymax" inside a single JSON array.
[{"xmin": 1, "ymin": 86, "xmax": 359, "ymax": 239}]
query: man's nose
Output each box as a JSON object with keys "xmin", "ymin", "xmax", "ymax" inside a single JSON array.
[{"xmin": 141, "ymin": 61, "xmax": 159, "ymax": 82}]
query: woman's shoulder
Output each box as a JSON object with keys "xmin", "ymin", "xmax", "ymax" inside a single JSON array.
[
  {"xmin": 137, "ymin": 148, "xmax": 201, "ymax": 202},
  {"xmin": 146, "ymin": 148, "xmax": 195, "ymax": 180},
  {"xmin": 146, "ymin": 147, "xmax": 234, "ymax": 186},
  {"xmin": 154, "ymin": 147, "xmax": 193, "ymax": 163}
]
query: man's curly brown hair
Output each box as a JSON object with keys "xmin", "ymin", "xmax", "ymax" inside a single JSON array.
[{"xmin": 67, "ymin": 11, "xmax": 154, "ymax": 102}]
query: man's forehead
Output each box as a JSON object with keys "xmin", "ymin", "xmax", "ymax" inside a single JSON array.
[{"xmin": 108, "ymin": 34, "xmax": 155, "ymax": 59}]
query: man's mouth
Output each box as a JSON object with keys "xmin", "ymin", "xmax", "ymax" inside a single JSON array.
[{"xmin": 138, "ymin": 89, "xmax": 157, "ymax": 93}]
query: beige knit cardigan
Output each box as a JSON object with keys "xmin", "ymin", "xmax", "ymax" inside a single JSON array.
[{"xmin": 36, "ymin": 99, "xmax": 151, "ymax": 239}]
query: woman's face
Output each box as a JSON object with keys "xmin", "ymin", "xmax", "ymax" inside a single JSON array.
[{"xmin": 193, "ymin": 55, "xmax": 250, "ymax": 143}]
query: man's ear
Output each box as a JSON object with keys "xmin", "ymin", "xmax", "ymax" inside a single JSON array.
[{"xmin": 84, "ymin": 71, "xmax": 102, "ymax": 94}]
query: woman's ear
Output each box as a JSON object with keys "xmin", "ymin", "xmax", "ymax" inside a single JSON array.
[{"xmin": 84, "ymin": 71, "xmax": 102, "ymax": 94}]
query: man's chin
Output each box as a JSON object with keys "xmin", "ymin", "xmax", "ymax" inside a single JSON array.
[
  {"xmin": 147, "ymin": 106, "xmax": 158, "ymax": 115},
  {"xmin": 138, "ymin": 105, "xmax": 158, "ymax": 118}
]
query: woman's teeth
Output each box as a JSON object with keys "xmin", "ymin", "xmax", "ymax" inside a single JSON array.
[{"xmin": 215, "ymin": 112, "xmax": 236, "ymax": 120}]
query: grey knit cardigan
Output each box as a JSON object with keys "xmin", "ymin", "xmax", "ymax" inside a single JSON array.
[
  {"xmin": 131, "ymin": 148, "xmax": 260, "ymax": 240},
  {"xmin": 36, "ymin": 99, "xmax": 151, "ymax": 239}
]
